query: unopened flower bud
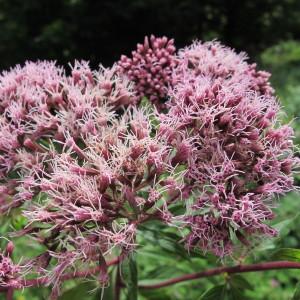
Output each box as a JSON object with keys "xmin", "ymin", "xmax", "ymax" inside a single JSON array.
[{"xmin": 5, "ymin": 241, "xmax": 14, "ymax": 256}]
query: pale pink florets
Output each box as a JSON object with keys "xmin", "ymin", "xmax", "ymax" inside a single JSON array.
[
  {"xmin": 160, "ymin": 40, "xmax": 299, "ymax": 256},
  {"xmin": 0, "ymin": 36, "xmax": 299, "ymax": 297},
  {"xmin": 17, "ymin": 106, "xmax": 176, "ymax": 295},
  {"xmin": 173, "ymin": 40, "xmax": 274, "ymax": 98},
  {"xmin": 118, "ymin": 35, "xmax": 177, "ymax": 109},
  {"xmin": 0, "ymin": 61, "xmax": 136, "ymax": 212},
  {"xmin": 0, "ymin": 60, "xmax": 144, "ymax": 296}
]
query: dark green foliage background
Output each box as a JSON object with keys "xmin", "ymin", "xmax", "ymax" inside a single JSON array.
[
  {"xmin": 0, "ymin": 0, "xmax": 300, "ymax": 69},
  {"xmin": 1, "ymin": 1, "xmax": 300, "ymax": 299}
]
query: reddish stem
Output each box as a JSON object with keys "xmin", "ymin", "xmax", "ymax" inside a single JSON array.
[
  {"xmin": 2, "ymin": 259, "xmax": 300, "ymax": 293},
  {"xmin": 139, "ymin": 261, "xmax": 300, "ymax": 289},
  {"xmin": 114, "ymin": 264, "xmax": 122, "ymax": 300},
  {"xmin": 6, "ymin": 288, "xmax": 13, "ymax": 300}
]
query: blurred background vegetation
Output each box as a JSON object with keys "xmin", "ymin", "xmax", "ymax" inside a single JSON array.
[
  {"xmin": 0, "ymin": 0, "xmax": 300, "ymax": 69},
  {"xmin": 1, "ymin": 0, "xmax": 300, "ymax": 299}
]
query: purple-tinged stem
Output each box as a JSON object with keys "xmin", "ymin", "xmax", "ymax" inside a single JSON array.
[{"xmin": 139, "ymin": 261, "xmax": 300, "ymax": 289}]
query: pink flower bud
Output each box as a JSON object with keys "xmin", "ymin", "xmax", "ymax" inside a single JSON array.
[{"xmin": 5, "ymin": 241, "xmax": 14, "ymax": 256}]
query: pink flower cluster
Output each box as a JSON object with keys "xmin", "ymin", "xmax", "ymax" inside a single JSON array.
[
  {"xmin": 160, "ymin": 40, "xmax": 299, "ymax": 256},
  {"xmin": 118, "ymin": 35, "xmax": 176, "ymax": 109},
  {"xmin": 0, "ymin": 59, "xmax": 180, "ymax": 296},
  {"xmin": 0, "ymin": 36, "xmax": 299, "ymax": 297},
  {"xmin": 0, "ymin": 60, "xmax": 135, "ymax": 210},
  {"xmin": 172, "ymin": 41, "xmax": 274, "ymax": 98},
  {"xmin": 21, "ymin": 107, "xmax": 173, "ymax": 291}
]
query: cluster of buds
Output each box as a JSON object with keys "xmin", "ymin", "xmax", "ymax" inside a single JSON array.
[
  {"xmin": 0, "ymin": 37, "xmax": 299, "ymax": 297},
  {"xmin": 117, "ymin": 35, "xmax": 177, "ymax": 110}
]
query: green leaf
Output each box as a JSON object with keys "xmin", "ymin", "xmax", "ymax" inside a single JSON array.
[
  {"xmin": 158, "ymin": 239, "xmax": 190, "ymax": 260},
  {"xmin": 255, "ymin": 219, "xmax": 293, "ymax": 252},
  {"xmin": 58, "ymin": 282, "xmax": 96, "ymax": 300},
  {"xmin": 7, "ymin": 169, "xmax": 20, "ymax": 179},
  {"xmin": 93, "ymin": 284, "xmax": 114, "ymax": 300},
  {"xmin": 167, "ymin": 201, "xmax": 186, "ymax": 216},
  {"xmin": 229, "ymin": 275, "xmax": 253, "ymax": 291},
  {"xmin": 11, "ymin": 214, "xmax": 28, "ymax": 230},
  {"xmin": 227, "ymin": 286, "xmax": 250, "ymax": 300},
  {"xmin": 292, "ymin": 281, "xmax": 300, "ymax": 300},
  {"xmin": 122, "ymin": 255, "xmax": 138, "ymax": 300},
  {"xmin": 139, "ymin": 224, "xmax": 191, "ymax": 260},
  {"xmin": 273, "ymin": 217, "xmax": 296, "ymax": 238},
  {"xmin": 200, "ymin": 275, "xmax": 252, "ymax": 300},
  {"xmin": 139, "ymin": 288, "xmax": 173, "ymax": 300},
  {"xmin": 140, "ymin": 96, "xmax": 151, "ymax": 108},
  {"xmin": 199, "ymin": 285, "xmax": 227, "ymax": 300},
  {"xmin": 37, "ymin": 137, "xmax": 51, "ymax": 149},
  {"xmin": 140, "ymin": 265, "xmax": 182, "ymax": 283},
  {"xmin": 32, "ymin": 191, "xmax": 49, "ymax": 204},
  {"xmin": 271, "ymin": 248, "xmax": 300, "ymax": 262}
]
